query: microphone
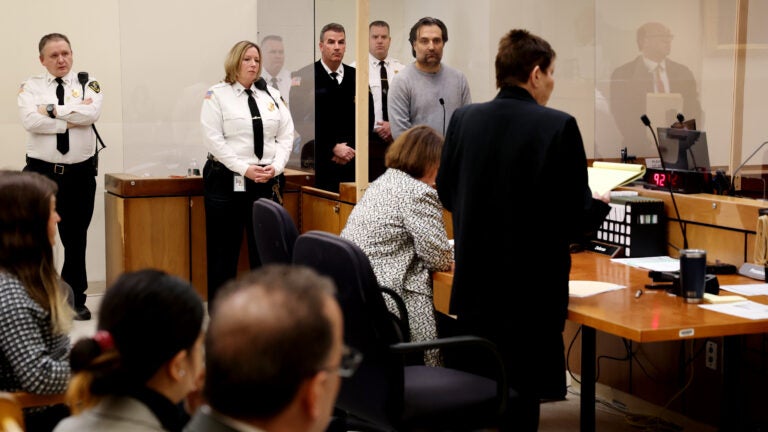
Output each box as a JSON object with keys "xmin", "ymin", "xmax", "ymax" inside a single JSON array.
[
  {"xmin": 439, "ymin": 98, "xmax": 446, "ymax": 136},
  {"xmin": 77, "ymin": 71, "xmax": 106, "ymax": 156},
  {"xmin": 729, "ymin": 140, "xmax": 768, "ymax": 196},
  {"xmin": 78, "ymin": 72, "xmax": 89, "ymax": 101},
  {"xmin": 254, "ymin": 77, "xmax": 280, "ymax": 109},
  {"xmin": 641, "ymin": 114, "xmax": 689, "ymax": 250},
  {"xmin": 677, "ymin": 113, "xmax": 684, "ymax": 124}
]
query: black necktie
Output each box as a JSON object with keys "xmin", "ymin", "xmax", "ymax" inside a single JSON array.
[
  {"xmin": 269, "ymin": 77, "xmax": 278, "ymax": 89},
  {"xmin": 55, "ymin": 77, "xmax": 69, "ymax": 154},
  {"xmin": 244, "ymin": 89, "xmax": 264, "ymax": 159},
  {"xmin": 330, "ymin": 72, "xmax": 339, "ymax": 86},
  {"xmin": 379, "ymin": 61, "xmax": 389, "ymax": 121}
]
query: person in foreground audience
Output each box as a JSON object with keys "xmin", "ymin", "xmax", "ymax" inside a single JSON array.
[
  {"xmin": 0, "ymin": 170, "xmax": 73, "ymax": 432},
  {"xmin": 436, "ymin": 29, "xmax": 610, "ymax": 431},
  {"xmin": 185, "ymin": 264, "xmax": 351, "ymax": 432},
  {"xmin": 55, "ymin": 269, "xmax": 205, "ymax": 432},
  {"xmin": 341, "ymin": 125, "xmax": 453, "ymax": 366}
]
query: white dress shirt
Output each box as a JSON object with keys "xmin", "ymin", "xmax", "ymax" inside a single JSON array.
[
  {"xmin": 200, "ymin": 80, "xmax": 294, "ymax": 176},
  {"xmin": 17, "ymin": 71, "xmax": 103, "ymax": 164}
]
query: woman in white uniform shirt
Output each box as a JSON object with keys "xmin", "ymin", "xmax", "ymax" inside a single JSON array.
[{"xmin": 200, "ymin": 40, "xmax": 294, "ymax": 309}]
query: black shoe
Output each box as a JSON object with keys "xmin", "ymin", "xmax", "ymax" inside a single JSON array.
[{"xmin": 74, "ymin": 304, "xmax": 91, "ymax": 321}]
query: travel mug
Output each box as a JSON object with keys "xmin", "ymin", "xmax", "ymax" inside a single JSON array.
[{"xmin": 679, "ymin": 249, "xmax": 707, "ymax": 303}]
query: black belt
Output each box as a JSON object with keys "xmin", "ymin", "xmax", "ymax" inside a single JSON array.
[
  {"xmin": 25, "ymin": 156, "xmax": 95, "ymax": 176},
  {"xmin": 207, "ymin": 153, "xmax": 268, "ymax": 167}
]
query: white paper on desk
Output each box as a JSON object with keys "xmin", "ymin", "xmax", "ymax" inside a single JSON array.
[
  {"xmin": 699, "ymin": 300, "xmax": 768, "ymax": 320},
  {"xmin": 569, "ymin": 280, "xmax": 626, "ymax": 297},
  {"xmin": 611, "ymin": 256, "xmax": 680, "ymax": 272},
  {"xmin": 720, "ymin": 284, "xmax": 768, "ymax": 297}
]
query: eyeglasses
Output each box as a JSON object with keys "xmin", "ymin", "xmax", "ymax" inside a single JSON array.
[{"xmin": 323, "ymin": 345, "xmax": 363, "ymax": 378}]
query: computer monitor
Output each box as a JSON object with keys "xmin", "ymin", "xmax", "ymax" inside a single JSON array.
[{"xmin": 656, "ymin": 127, "xmax": 710, "ymax": 172}]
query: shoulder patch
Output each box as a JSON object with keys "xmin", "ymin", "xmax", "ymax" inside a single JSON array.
[
  {"xmin": 204, "ymin": 90, "xmax": 213, "ymax": 100},
  {"xmin": 291, "ymin": 76, "xmax": 302, "ymax": 87},
  {"xmin": 88, "ymin": 81, "xmax": 101, "ymax": 93}
]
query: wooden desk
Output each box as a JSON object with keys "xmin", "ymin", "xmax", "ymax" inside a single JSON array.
[{"xmin": 432, "ymin": 252, "xmax": 768, "ymax": 431}]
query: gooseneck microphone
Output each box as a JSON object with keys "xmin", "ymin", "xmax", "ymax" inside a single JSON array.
[
  {"xmin": 439, "ymin": 98, "xmax": 446, "ymax": 136},
  {"xmin": 641, "ymin": 114, "xmax": 689, "ymax": 250},
  {"xmin": 729, "ymin": 140, "xmax": 768, "ymax": 196}
]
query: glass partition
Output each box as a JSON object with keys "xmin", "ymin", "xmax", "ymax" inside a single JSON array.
[{"xmin": 118, "ymin": 0, "xmax": 767, "ymax": 185}]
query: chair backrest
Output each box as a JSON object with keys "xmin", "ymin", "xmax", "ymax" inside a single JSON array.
[
  {"xmin": 252, "ymin": 198, "xmax": 299, "ymax": 265},
  {"xmin": 292, "ymin": 231, "xmax": 404, "ymax": 427}
]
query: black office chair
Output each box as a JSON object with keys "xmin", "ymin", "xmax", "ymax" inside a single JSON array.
[
  {"xmin": 252, "ymin": 198, "xmax": 299, "ymax": 264},
  {"xmin": 292, "ymin": 230, "xmax": 511, "ymax": 432}
]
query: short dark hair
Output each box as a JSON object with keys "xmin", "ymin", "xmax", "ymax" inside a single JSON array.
[
  {"xmin": 320, "ymin": 22, "xmax": 346, "ymax": 42},
  {"xmin": 38, "ymin": 33, "xmax": 71, "ymax": 55},
  {"xmin": 260, "ymin": 34, "xmax": 283, "ymax": 46},
  {"xmin": 369, "ymin": 20, "xmax": 390, "ymax": 31},
  {"xmin": 385, "ymin": 125, "xmax": 443, "ymax": 179},
  {"xmin": 495, "ymin": 29, "xmax": 556, "ymax": 89},
  {"xmin": 205, "ymin": 264, "xmax": 337, "ymax": 420},
  {"xmin": 408, "ymin": 17, "xmax": 448, "ymax": 58}
]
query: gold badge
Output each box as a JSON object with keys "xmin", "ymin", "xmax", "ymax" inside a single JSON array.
[
  {"xmin": 268, "ymin": 102, "xmax": 275, "ymax": 112},
  {"xmin": 72, "ymin": 89, "xmax": 80, "ymax": 99},
  {"xmin": 88, "ymin": 81, "xmax": 101, "ymax": 93}
]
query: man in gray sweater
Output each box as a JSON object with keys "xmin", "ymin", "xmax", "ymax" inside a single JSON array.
[{"xmin": 388, "ymin": 17, "xmax": 471, "ymax": 139}]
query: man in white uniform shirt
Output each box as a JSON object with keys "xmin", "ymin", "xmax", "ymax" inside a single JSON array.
[
  {"xmin": 352, "ymin": 20, "xmax": 405, "ymax": 181},
  {"xmin": 260, "ymin": 35, "xmax": 292, "ymax": 107},
  {"xmin": 17, "ymin": 32, "xmax": 103, "ymax": 321}
]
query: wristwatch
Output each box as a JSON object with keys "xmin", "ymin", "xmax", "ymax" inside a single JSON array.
[{"xmin": 46, "ymin": 104, "xmax": 55, "ymax": 119}]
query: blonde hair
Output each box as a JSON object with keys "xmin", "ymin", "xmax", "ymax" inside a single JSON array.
[{"xmin": 223, "ymin": 40, "xmax": 261, "ymax": 84}]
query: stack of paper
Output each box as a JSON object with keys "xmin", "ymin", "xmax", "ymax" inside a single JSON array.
[{"xmin": 588, "ymin": 162, "xmax": 646, "ymax": 196}]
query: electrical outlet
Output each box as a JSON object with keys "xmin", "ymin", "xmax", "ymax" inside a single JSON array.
[{"xmin": 706, "ymin": 341, "xmax": 718, "ymax": 370}]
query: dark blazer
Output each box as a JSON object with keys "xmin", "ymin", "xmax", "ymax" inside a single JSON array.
[
  {"xmin": 609, "ymin": 55, "xmax": 702, "ymax": 157},
  {"xmin": 436, "ymin": 86, "xmax": 608, "ymax": 400},
  {"xmin": 289, "ymin": 61, "xmax": 356, "ymax": 192},
  {"xmin": 183, "ymin": 410, "xmax": 239, "ymax": 432}
]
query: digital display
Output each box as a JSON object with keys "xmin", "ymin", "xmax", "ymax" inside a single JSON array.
[
  {"xmin": 643, "ymin": 168, "xmax": 713, "ymax": 194},
  {"xmin": 649, "ymin": 170, "xmax": 679, "ymax": 188}
]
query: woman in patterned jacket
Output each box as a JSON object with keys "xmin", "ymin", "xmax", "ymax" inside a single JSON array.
[
  {"xmin": 341, "ymin": 125, "xmax": 454, "ymax": 366},
  {"xmin": 0, "ymin": 170, "xmax": 73, "ymax": 431}
]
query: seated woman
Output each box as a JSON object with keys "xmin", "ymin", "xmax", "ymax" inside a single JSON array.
[
  {"xmin": 0, "ymin": 170, "xmax": 73, "ymax": 432},
  {"xmin": 341, "ymin": 125, "xmax": 454, "ymax": 366},
  {"xmin": 54, "ymin": 269, "xmax": 205, "ymax": 432}
]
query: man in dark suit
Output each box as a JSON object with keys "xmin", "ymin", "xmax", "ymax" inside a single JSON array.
[
  {"xmin": 184, "ymin": 264, "xmax": 350, "ymax": 432},
  {"xmin": 289, "ymin": 23, "xmax": 356, "ymax": 192},
  {"xmin": 610, "ymin": 21, "xmax": 702, "ymax": 158},
  {"xmin": 436, "ymin": 29, "xmax": 609, "ymax": 431}
]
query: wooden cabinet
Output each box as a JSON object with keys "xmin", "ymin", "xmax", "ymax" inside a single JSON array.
[
  {"xmin": 106, "ymin": 170, "xmax": 313, "ymax": 300},
  {"xmin": 105, "ymin": 174, "xmax": 208, "ymax": 299}
]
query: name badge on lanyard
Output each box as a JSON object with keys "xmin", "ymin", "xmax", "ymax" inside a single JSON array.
[{"xmin": 233, "ymin": 173, "xmax": 245, "ymax": 192}]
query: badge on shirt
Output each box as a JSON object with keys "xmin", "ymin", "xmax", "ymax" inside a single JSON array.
[
  {"xmin": 233, "ymin": 174, "xmax": 245, "ymax": 192},
  {"xmin": 72, "ymin": 89, "xmax": 80, "ymax": 99},
  {"xmin": 88, "ymin": 81, "xmax": 101, "ymax": 93},
  {"xmin": 268, "ymin": 102, "xmax": 275, "ymax": 112}
]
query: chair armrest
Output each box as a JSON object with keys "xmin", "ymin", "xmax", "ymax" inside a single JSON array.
[
  {"xmin": 379, "ymin": 286, "xmax": 411, "ymax": 342},
  {"xmin": 11, "ymin": 392, "xmax": 66, "ymax": 409},
  {"xmin": 390, "ymin": 335, "xmax": 508, "ymax": 419},
  {"xmin": 0, "ymin": 392, "xmax": 23, "ymax": 432}
]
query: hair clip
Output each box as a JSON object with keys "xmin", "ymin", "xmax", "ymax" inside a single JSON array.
[{"xmin": 93, "ymin": 330, "xmax": 115, "ymax": 352}]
